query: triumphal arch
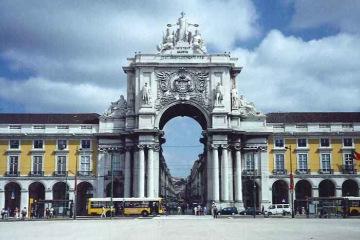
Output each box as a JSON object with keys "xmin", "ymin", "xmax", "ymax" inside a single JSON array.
[{"xmin": 98, "ymin": 13, "xmax": 271, "ymax": 208}]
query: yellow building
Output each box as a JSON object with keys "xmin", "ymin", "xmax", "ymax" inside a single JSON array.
[{"xmin": 267, "ymin": 112, "xmax": 360, "ymax": 211}]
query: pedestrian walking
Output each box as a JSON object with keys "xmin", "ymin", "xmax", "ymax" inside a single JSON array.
[
  {"xmin": 177, "ymin": 206, "xmax": 181, "ymax": 215},
  {"xmin": 1, "ymin": 208, "xmax": 5, "ymax": 220},
  {"xmin": 203, "ymin": 206, "xmax": 207, "ymax": 215},
  {"xmin": 21, "ymin": 207, "xmax": 27, "ymax": 220},
  {"xmin": 211, "ymin": 202, "xmax": 218, "ymax": 218},
  {"xmin": 101, "ymin": 206, "xmax": 106, "ymax": 218},
  {"xmin": 194, "ymin": 206, "xmax": 198, "ymax": 216},
  {"xmin": 50, "ymin": 207, "xmax": 54, "ymax": 218},
  {"xmin": 15, "ymin": 207, "xmax": 19, "ymax": 219}
]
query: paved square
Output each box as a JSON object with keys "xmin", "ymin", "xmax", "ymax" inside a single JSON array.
[{"xmin": 0, "ymin": 217, "xmax": 359, "ymax": 240}]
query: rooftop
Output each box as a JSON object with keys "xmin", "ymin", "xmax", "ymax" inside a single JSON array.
[
  {"xmin": 266, "ymin": 112, "xmax": 360, "ymax": 124},
  {"xmin": 0, "ymin": 113, "xmax": 100, "ymax": 125}
]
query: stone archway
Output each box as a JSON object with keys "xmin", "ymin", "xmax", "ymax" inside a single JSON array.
[
  {"xmin": 319, "ymin": 179, "xmax": 335, "ymax": 197},
  {"xmin": 243, "ymin": 179, "xmax": 260, "ymax": 208},
  {"xmin": 77, "ymin": 181, "xmax": 93, "ymax": 216},
  {"xmin": 106, "ymin": 181, "xmax": 123, "ymax": 198},
  {"xmin": 342, "ymin": 179, "xmax": 359, "ymax": 197},
  {"xmin": 52, "ymin": 182, "xmax": 69, "ymax": 200},
  {"xmin": 272, "ymin": 180, "xmax": 289, "ymax": 204},
  {"xmin": 5, "ymin": 182, "xmax": 21, "ymax": 216},
  {"xmin": 295, "ymin": 179, "xmax": 312, "ymax": 212},
  {"xmin": 29, "ymin": 182, "xmax": 45, "ymax": 218},
  {"xmin": 98, "ymin": 14, "xmax": 270, "ymax": 209}
]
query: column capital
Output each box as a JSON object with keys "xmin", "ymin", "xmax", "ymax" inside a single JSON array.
[
  {"xmin": 220, "ymin": 144, "xmax": 230, "ymax": 150},
  {"xmin": 210, "ymin": 144, "xmax": 220, "ymax": 150},
  {"xmin": 147, "ymin": 144, "xmax": 160, "ymax": 151},
  {"xmin": 137, "ymin": 145, "xmax": 146, "ymax": 150},
  {"xmin": 231, "ymin": 143, "xmax": 241, "ymax": 151}
]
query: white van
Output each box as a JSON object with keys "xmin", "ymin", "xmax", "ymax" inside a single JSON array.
[{"xmin": 265, "ymin": 204, "xmax": 291, "ymax": 216}]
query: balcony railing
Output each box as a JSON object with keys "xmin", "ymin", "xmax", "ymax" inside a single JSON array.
[
  {"xmin": 318, "ymin": 169, "xmax": 334, "ymax": 174},
  {"xmin": 29, "ymin": 171, "xmax": 44, "ymax": 177},
  {"xmin": 242, "ymin": 169, "xmax": 258, "ymax": 176},
  {"xmin": 295, "ymin": 169, "xmax": 311, "ymax": 174},
  {"xmin": 340, "ymin": 165, "xmax": 357, "ymax": 174},
  {"xmin": 77, "ymin": 171, "xmax": 92, "ymax": 176},
  {"xmin": 272, "ymin": 169, "xmax": 288, "ymax": 175},
  {"xmin": 53, "ymin": 171, "xmax": 68, "ymax": 177},
  {"xmin": 5, "ymin": 171, "xmax": 20, "ymax": 177},
  {"xmin": 107, "ymin": 170, "xmax": 123, "ymax": 176}
]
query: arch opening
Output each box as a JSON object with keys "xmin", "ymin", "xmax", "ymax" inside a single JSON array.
[
  {"xmin": 158, "ymin": 103, "xmax": 208, "ymax": 130},
  {"xmin": 5, "ymin": 182, "xmax": 21, "ymax": 216},
  {"xmin": 272, "ymin": 180, "xmax": 289, "ymax": 204},
  {"xmin": 77, "ymin": 181, "xmax": 94, "ymax": 216},
  {"xmin": 242, "ymin": 179, "xmax": 260, "ymax": 208},
  {"xmin": 295, "ymin": 180, "xmax": 312, "ymax": 213},
  {"xmin": 342, "ymin": 179, "xmax": 359, "ymax": 197},
  {"xmin": 319, "ymin": 179, "xmax": 335, "ymax": 197}
]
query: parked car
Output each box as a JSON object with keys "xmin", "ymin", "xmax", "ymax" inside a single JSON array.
[
  {"xmin": 265, "ymin": 204, "xmax": 291, "ymax": 216},
  {"xmin": 239, "ymin": 207, "xmax": 262, "ymax": 215},
  {"xmin": 219, "ymin": 207, "xmax": 238, "ymax": 215}
]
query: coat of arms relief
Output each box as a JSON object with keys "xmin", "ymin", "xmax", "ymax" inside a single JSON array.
[{"xmin": 154, "ymin": 68, "xmax": 209, "ymax": 110}]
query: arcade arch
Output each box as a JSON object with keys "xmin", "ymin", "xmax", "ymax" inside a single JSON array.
[{"xmin": 4, "ymin": 182, "xmax": 21, "ymax": 216}]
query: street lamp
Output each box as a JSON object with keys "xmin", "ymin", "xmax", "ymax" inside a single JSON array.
[{"xmin": 285, "ymin": 145, "xmax": 295, "ymax": 218}]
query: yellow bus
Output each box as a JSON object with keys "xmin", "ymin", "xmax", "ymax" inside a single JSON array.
[
  {"xmin": 87, "ymin": 197, "xmax": 164, "ymax": 217},
  {"xmin": 343, "ymin": 196, "xmax": 360, "ymax": 216}
]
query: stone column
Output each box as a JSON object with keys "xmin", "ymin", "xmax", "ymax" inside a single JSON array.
[
  {"xmin": 212, "ymin": 145, "xmax": 220, "ymax": 201},
  {"xmin": 124, "ymin": 147, "xmax": 132, "ymax": 197},
  {"xmin": 147, "ymin": 146, "xmax": 154, "ymax": 197},
  {"xmin": 312, "ymin": 188, "xmax": 319, "ymax": 198},
  {"xmin": 132, "ymin": 151, "xmax": 138, "ymax": 197},
  {"xmin": 45, "ymin": 189, "xmax": 52, "ymax": 200},
  {"xmin": 138, "ymin": 145, "xmax": 145, "ymax": 197},
  {"xmin": 260, "ymin": 148, "xmax": 271, "ymax": 208},
  {"xmin": 96, "ymin": 152, "xmax": 106, "ymax": 197},
  {"xmin": 206, "ymin": 147, "xmax": 213, "ymax": 202},
  {"xmin": 336, "ymin": 187, "xmax": 342, "ymax": 197},
  {"xmin": 20, "ymin": 189, "xmax": 29, "ymax": 214},
  {"xmin": 234, "ymin": 147, "xmax": 243, "ymax": 203},
  {"xmin": 221, "ymin": 145, "xmax": 229, "ymax": 201},
  {"xmin": 0, "ymin": 190, "xmax": 5, "ymax": 209},
  {"xmin": 228, "ymin": 149, "xmax": 234, "ymax": 201},
  {"xmin": 153, "ymin": 145, "xmax": 160, "ymax": 197}
]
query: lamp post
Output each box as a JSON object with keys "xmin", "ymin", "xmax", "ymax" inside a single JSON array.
[
  {"xmin": 110, "ymin": 150, "xmax": 114, "ymax": 219},
  {"xmin": 285, "ymin": 145, "xmax": 295, "ymax": 218},
  {"xmin": 73, "ymin": 148, "xmax": 80, "ymax": 220}
]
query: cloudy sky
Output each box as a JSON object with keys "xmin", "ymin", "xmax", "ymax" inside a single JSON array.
[{"xmin": 1, "ymin": 0, "xmax": 359, "ymax": 177}]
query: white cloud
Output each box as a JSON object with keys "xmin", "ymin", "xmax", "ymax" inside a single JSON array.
[
  {"xmin": 0, "ymin": 77, "xmax": 120, "ymax": 113},
  {"xmin": 290, "ymin": 0, "xmax": 360, "ymax": 33},
  {"xmin": 0, "ymin": 0, "xmax": 258, "ymax": 113},
  {"xmin": 234, "ymin": 30, "xmax": 360, "ymax": 112}
]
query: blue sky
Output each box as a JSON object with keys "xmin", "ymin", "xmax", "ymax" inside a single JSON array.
[{"xmin": 0, "ymin": 0, "xmax": 359, "ymax": 177}]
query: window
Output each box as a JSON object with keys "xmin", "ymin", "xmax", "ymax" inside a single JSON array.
[
  {"xmin": 298, "ymin": 154, "xmax": 308, "ymax": 171},
  {"xmin": 33, "ymin": 156, "xmax": 43, "ymax": 173},
  {"xmin": 245, "ymin": 153, "xmax": 255, "ymax": 170},
  {"xmin": 274, "ymin": 138, "xmax": 284, "ymax": 148},
  {"xmin": 297, "ymin": 138, "xmax": 307, "ymax": 147},
  {"xmin": 33, "ymin": 125, "xmax": 45, "ymax": 129},
  {"xmin": 9, "ymin": 156, "xmax": 19, "ymax": 174},
  {"xmin": 344, "ymin": 154, "xmax": 354, "ymax": 167},
  {"xmin": 33, "ymin": 140, "xmax": 43, "ymax": 149},
  {"xmin": 81, "ymin": 140, "xmax": 91, "ymax": 149},
  {"xmin": 9, "ymin": 125, "xmax": 21, "ymax": 129},
  {"xmin": 296, "ymin": 124, "xmax": 307, "ymax": 128},
  {"xmin": 321, "ymin": 154, "xmax": 331, "ymax": 171},
  {"xmin": 342, "ymin": 124, "xmax": 353, "ymax": 129},
  {"xmin": 56, "ymin": 156, "xmax": 67, "ymax": 172},
  {"xmin": 319, "ymin": 124, "xmax": 330, "ymax": 128},
  {"xmin": 9, "ymin": 140, "xmax": 20, "ymax": 149},
  {"xmin": 81, "ymin": 125, "xmax": 92, "ymax": 129},
  {"xmin": 80, "ymin": 155, "xmax": 91, "ymax": 172},
  {"xmin": 57, "ymin": 140, "xmax": 67, "ymax": 150},
  {"xmin": 275, "ymin": 154, "xmax": 284, "ymax": 170},
  {"xmin": 57, "ymin": 125, "xmax": 69, "ymax": 129},
  {"xmin": 343, "ymin": 138, "xmax": 353, "ymax": 147},
  {"xmin": 320, "ymin": 138, "xmax": 330, "ymax": 147}
]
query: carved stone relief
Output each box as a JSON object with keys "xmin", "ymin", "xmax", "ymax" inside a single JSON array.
[{"xmin": 154, "ymin": 68, "xmax": 209, "ymax": 110}]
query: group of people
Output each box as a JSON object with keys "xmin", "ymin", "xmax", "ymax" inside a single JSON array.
[
  {"xmin": 193, "ymin": 205, "xmax": 207, "ymax": 216},
  {"xmin": 1, "ymin": 207, "xmax": 27, "ymax": 220}
]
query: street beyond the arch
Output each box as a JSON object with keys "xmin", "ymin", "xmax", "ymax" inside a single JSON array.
[{"xmin": 0, "ymin": 217, "xmax": 359, "ymax": 240}]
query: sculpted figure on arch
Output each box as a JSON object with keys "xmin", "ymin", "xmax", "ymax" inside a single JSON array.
[
  {"xmin": 215, "ymin": 82, "xmax": 224, "ymax": 106},
  {"xmin": 142, "ymin": 82, "xmax": 151, "ymax": 105}
]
